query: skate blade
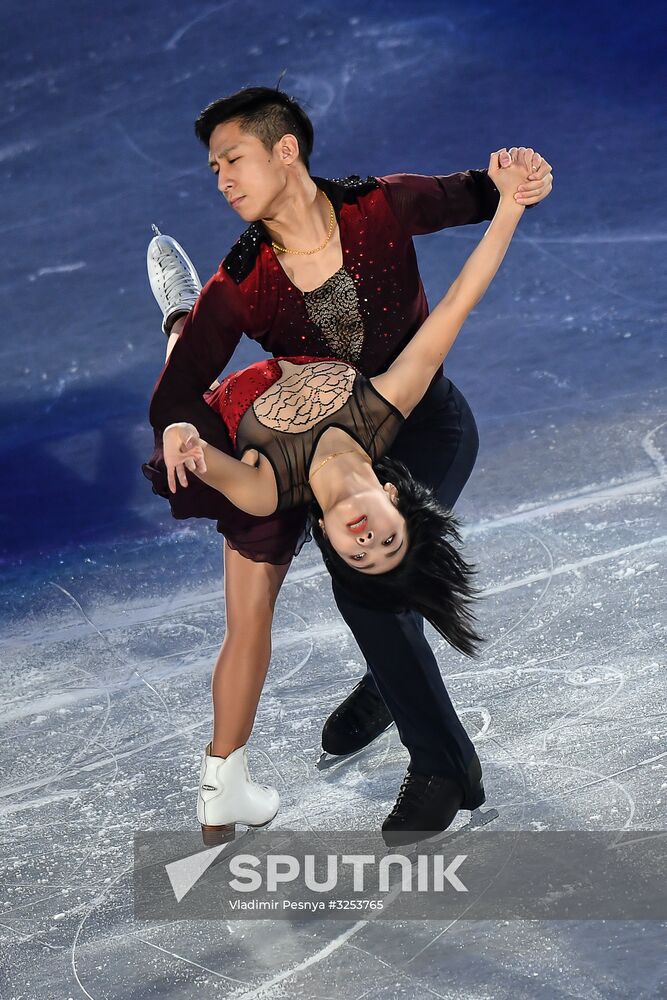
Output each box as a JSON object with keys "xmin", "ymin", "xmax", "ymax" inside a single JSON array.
[
  {"xmin": 469, "ymin": 805, "xmax": 500, "ymax": 828},
  {"xmin": 382, "ymin": 806, "xmax": 500, "ymax": 853},
  {"xmin": 425, "ymin": 805, "xmax": 500, "ymax": 847},
  {"xmin": 316, "ymin": 723, "xmax": 395, "ymax": 771},
  {"xmin": 316, "ymin": 748, "xmax": 367, "ymax": 771}
]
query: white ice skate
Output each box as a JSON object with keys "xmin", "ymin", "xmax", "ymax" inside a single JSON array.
[
  {"xmin": 197, "ymin": 741, "xmax": 280, "ymax": 846},
  {"xmin": 147, "ymin": 225, "xmax": 202, "ymax": 335}
]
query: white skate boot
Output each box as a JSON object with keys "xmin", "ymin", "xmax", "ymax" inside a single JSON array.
[
  {"xmin": 197, "ymin": 741, "xmax": 280, "ymax": 846},
  {"xmin": 147, "ymin": 225, "xmax": 202, "ymax": 335}
]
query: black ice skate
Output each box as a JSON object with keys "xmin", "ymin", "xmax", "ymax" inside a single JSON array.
[
  {"xmin": 318, "ymin": 678, "xmax": 394, "ymax": 766},
  {"xmin": 381, "ymin": 752, "xmax": 488, "ymax": 848}
]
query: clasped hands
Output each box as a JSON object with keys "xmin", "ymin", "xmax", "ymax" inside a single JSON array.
[{"xmin": 492, "ymin": 145, "xmax": 553, "ymax": 206}]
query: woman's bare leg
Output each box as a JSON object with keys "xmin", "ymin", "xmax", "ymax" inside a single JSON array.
[
  {"xmin": 167, "ymin": 316, "xmax": 277, "ymax": 753},
  {"xmin": 210, "ymin": 541, "xmax": 291, "ymax": 758},
  {"xmin": 166, "ymin": 314, "xmax": 219, "ymax": 392}
]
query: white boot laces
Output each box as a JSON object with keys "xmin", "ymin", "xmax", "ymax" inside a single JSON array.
[{"xmin": 157, "ymin": 245, "xmax": 199, "ymax": 301}]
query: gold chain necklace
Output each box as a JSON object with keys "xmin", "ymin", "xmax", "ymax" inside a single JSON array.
[
  {"xmin": 271, "ymin": 191, "xmax": 336, "ymax": 256},
  {"xmin": 308, "ymin": 449, "xmax": 371, "ymax": 484}
]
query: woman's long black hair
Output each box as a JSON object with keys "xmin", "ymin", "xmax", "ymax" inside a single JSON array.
[{"xmin": 309, "ymin": 456, "xmax": 485, "ymax": 658}]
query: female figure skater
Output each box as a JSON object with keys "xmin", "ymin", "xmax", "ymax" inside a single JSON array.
[{"xmin": 163, "ymin": 150, "xmax": 528, "ymax": 842}]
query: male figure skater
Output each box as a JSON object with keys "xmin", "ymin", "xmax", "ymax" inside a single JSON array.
[{"xmin": 145, "ymin": 86, "xmax": 553, "ymax": 843}]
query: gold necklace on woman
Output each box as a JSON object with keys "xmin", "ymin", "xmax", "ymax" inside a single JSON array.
[
  {"xmin": 271, "ymin": 191, "xmax": 336, "ymax": 256},
  {"xmin": 308, "ymin": 448, "xmax": 372, "ymax": 484}
]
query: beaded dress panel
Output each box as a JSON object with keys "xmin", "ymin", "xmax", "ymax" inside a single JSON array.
[{"xmin": 301, "ymin": 267, "xmax": 365, "ymax": 365}]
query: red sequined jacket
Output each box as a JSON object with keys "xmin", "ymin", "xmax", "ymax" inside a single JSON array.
[{"xmin": 144, "ymin": 169, "xmax": 501, "ymax": 560}]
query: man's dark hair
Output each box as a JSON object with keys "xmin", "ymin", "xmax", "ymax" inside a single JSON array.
[
  {"xmin": 310, "ymin": 457, "xmax": 486, "ymax": 658},
  {"xmin": 194, "ymin": 86, "xmax": 314, "ymax": 171}
]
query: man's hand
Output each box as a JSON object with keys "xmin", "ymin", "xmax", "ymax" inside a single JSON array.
[
  {"xmin": 498, "ymin": 146, "xmax": 553, "ymax": 206},
  {"xmin": 163, "ymin": 422, "xmax": 208, "ymax": 493}
]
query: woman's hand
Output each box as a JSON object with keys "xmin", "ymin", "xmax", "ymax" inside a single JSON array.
[
  {"xmin": 162, "ymin": 422, "xmax": 208, "ymax": 493},
  {"xmin": 506, "ymin": 146, "xmax": 553, "ymax": 206},
  {"xmin": 488, "ymin": 148, "xmax": 531, "ymax": 203}
]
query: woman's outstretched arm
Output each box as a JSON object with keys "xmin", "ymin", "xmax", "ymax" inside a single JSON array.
[
  {"xmin": 373, "ymin": 149, "xmax": 529, "ymax": 418},
  {"xmin": 163, "ymin": 423, "xmax": 277, "ymax": 516}
]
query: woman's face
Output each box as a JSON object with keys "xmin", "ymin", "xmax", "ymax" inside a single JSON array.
[{"xmin": 320, "ymin": 483, "xmax": 408, "ymax": 574}]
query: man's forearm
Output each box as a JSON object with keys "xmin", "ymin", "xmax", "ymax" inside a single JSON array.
[
  {"xmin": 150, "ymin": 347, "xmax": 228, "ymax": 449},
  {"xmin": 378, "ymin": 168, "xmax": 500, "ymax": 236},
  {"xmin": 165, "ymin": 315, "xmax": 219, "ymax": 393},
  {"xmin": 149, "ymin": 275, "xmax": 241, "ymax": 448}
]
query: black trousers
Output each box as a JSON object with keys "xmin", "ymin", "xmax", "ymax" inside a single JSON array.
[{"xmin": 331, "ymin": 374, "xmax": 480, "ymax": 778}]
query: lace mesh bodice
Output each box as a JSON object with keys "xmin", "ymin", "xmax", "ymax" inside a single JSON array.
[
  {"xmin": 235, "ymin": 360, "xmax": 405, "ymax": 512},
  {"xmin": 252, "ymin": 360, "xmax": 357, "ymax": 433}
]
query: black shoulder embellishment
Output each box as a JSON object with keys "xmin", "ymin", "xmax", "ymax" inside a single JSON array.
[
  {"xmin": 329, "ymin": 174, "xmax": 379, "ymax": 201},
  {"xmin": 222, "ymin": 222, "xmax": 266, "ymax": 284}
]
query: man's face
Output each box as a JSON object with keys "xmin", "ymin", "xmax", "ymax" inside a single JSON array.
[{"xmin": 207, "ymin": 120, "xmax": 289, "ymax": 221}]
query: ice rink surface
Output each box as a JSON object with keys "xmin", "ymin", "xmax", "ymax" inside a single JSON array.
[{"xmin": 1, "ymin": 1, "xmax": 665, "ymax": 997}]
